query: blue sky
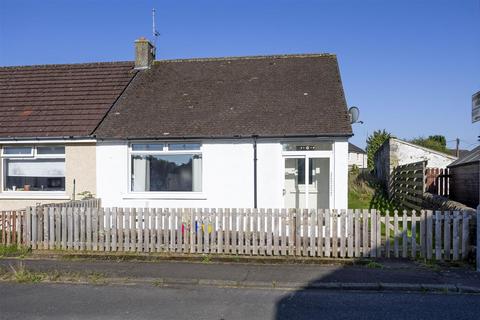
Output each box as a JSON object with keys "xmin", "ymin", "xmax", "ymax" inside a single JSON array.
[{"xmin": 1, "ymin": 0, "xmax": 479, "ymax": 149}]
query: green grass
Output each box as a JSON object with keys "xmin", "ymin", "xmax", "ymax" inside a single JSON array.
[
  {"xmin": 201, "ymin": 255, "xmax": 212, "ymax": 264},
  {"xmin": 348, "ymin": 171, "xmax": 398, "ymax": 211},
  {"xmin": 87, "ymin": 272, "xmax": 107, "ymax": 285},
  {"xmin": 9, "ymin": 263, "xmax": 44, "ymax": 283},
  {"xmin": 365, "ymin": 261, "xmax": 384, "ymax": 269},
  {"xmin": 348, "ymin": 190, "xmax": 371, "ymax": 209},
  {"xmin": 0, "ymin": 245, "xmax": 30, "ymax": 258}
]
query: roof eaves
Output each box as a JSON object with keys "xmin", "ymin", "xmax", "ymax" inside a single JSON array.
[{"xmin": 95, "ymin": 133, "xmax": 353, "ymax": 141}]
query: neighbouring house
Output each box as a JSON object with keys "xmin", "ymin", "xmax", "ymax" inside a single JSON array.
[
  {"xmin": 374, "ymin": 137, "xmax": 457, "ymax": 189},
  {"xmin": 447, "ymin": 146, "xmax": 480, "ymax": 208},
  {"xmin": 348, "ymin": 143, "xmax": 367, "ymax": 169},
  {"xmin": 0, "ymin": 62, "xmax": 136, "ymax": 209},
  {"xmin": 447, "ymin": 148, "xmax": 470, "ymax": 159},
  {"xmin": 0, "ymin": 38, "xmax": 353, "ymax": 210}
]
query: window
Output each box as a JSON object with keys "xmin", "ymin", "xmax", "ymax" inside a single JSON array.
[
  {"xmin": 2, "ymin": 146, "xmax": 33, "ymax": 156},
  {"xmin": 130, "ymin": 143, "xmax": 202, "ymax": 192},
  {"xmin": 2, "ymin": 146, "xmax": 65, "ymax": 192}
]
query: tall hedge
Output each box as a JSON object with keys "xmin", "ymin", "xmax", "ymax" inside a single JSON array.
[{"xmin": 366, "ymin": 129, "xmax": 393, "ymax": 171}]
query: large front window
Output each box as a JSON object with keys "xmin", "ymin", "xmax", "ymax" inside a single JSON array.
[
  {"xmin": 130, "ymin": 143, "xmax": 202, "ymax": 192},
  {"xmin": 2, "ymin": 146, "xmax": 65, "ymax": 192}
]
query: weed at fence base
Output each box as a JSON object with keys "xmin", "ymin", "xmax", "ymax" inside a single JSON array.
[
  {"xmin": 9, "ymin": 262, "xmax": 43, "ymax": 283},
  {"xmin": 0, "ymin": 245, "xmax": 30, "ymax": 258}
]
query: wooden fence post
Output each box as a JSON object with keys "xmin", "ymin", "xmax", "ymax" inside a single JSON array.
[{"xmin": 477, "ymin": 205, "xmax": 480, "ymax": 272}]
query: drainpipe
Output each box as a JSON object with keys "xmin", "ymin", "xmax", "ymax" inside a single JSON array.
[{"xmin": 253, "ymin": 135, "xmax": 258, "ymax": 209}]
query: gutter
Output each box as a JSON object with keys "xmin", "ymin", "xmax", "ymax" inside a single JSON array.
[
  {"xmin": 0, "ymin": 136, "xmax": 96, "ymax": 144},
  {"xmin": 94, "ymin": 133, "xmax": 353, "ymax": 141}
]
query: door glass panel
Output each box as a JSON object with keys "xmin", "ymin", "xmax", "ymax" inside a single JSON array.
[
  {"xmin": 308, "ymin": 158, "xmax": 330, "ymax": 209},
  {"xmin": 284, "ymin": 157, "xmax": 302, "ymax": 209},
  {"xmin": 284, "ymin": 157, "xmax": 330, "ymax": 209}
]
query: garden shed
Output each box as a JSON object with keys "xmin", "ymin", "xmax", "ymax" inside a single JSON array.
[{"xmin": 448, "ymin": 146, "xmax": 480, "ymax": 208}]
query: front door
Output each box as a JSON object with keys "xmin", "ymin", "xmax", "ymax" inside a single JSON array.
[{"xmin": 284, "ymin": 156, "xmax": 330, "ymax": 209}]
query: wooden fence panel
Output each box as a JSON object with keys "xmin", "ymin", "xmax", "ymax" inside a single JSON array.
[{"xmin": 7, "ymin": 207, "xmax": 475, "ymax": 265}]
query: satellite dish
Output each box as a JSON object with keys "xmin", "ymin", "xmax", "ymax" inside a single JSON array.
[{"xmin": 348, "ymin": 106, "xmax": 360, "ymax": 124}]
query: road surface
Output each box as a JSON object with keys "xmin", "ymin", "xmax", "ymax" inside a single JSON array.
[{"xmin": 1, "ymin": 282, "xmax": 480, "ymax": 320}]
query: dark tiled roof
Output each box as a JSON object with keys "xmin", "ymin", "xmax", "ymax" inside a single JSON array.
[
  {"xmin": 448, "ymin": 146, "xmax": 480, "ymax": 167},
  {"xmin": 349, "ymin": 143, "xmax": 366, "ymax": 154},
  {"xmin": 0, "ymin": 62, "xmax": 135, "ymax": 138},
  {"xmin": 95, "ymin": 54, "xmax": 352, "ymax": 139}
]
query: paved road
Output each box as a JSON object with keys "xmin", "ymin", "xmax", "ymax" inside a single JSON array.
[{"xmin": 1, "ymin": 282, "xmax": 480, "ymax": 320}]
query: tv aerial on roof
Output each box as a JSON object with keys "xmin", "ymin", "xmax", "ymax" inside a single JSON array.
[
  {"xmin": 152, "ymin": 8, "xmax": 160, "ymax": 47},
  {"xmin": 348, "ymin": 106, "xmax": 363, "ymax": 124}
]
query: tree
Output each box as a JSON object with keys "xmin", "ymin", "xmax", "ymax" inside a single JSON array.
[
  {"xmin": 428, "ymin": 135, "xmax": 446, "ymax": 147},
  {"xmin": 366, "ymin": 129, "xmax": 393, "ymax": 171},
  {"xmin": 409, "ymin": 135, "xmax": 447, "ymax": 153}
]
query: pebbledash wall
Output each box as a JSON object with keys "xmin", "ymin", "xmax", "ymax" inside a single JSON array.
[
  {"xmin": 96, "ymin": 139, "xmax": 348, "ymax": 209},
  {"xmin": 0, "ymin": 143, "xmax": 96, "ymax": 210}
]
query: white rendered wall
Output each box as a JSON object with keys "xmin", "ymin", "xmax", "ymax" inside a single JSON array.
[
  {"xmin": 348, "ymin": 152, "xmax": 367, "ymax": 169},
  {"xmin": 256, "ymin": 142, "xmax": 283, "ymax": 208},
  {"xmin": 392, "ymin": 139, "xmax": 456, "ymax": 169},
  {"xmin": 97, "ymin": 140, "xmax": 254, "ymax": 208},
  {"xmin": 96, "ymin": 139, "xmax": 348, "ymax": 209},
  {"xmin": 333, "ymin": 140, "xmax": 349, "ymax": 209}
]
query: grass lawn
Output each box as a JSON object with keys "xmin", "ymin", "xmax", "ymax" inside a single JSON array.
[{"xmin": 348, "ymin": 170, "xmax": 398, "ymax": 212}]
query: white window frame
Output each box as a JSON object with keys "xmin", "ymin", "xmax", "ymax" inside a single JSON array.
[
  {"xmin": 1, "ymin": 146, "xmax": 34, "ymax": 158},
  {"xmin": 0, "ymin": 145, "xmax": 67, "ymax": 198},
  {"xmin": 126, "ymin": 142, "xmax": 205, "ymax": 199}
]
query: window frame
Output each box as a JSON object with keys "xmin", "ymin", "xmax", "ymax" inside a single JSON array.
[
  {"xmin": 1, "ymin": 146, "xmax": 34, "ymax": 158},
  {"xmin": 1, "ymin": 145, "xmax": 66, "ymax": 194},
  {"xmin": 127, "ymin": 142, "xmax": 205, "ymax": 198}
]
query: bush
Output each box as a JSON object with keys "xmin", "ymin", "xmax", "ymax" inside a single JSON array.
[
  {"xmin": 366, "ymin": 129, "xmax": 393, "ymax": 171},
  {"xmin": 409, "ymin": 135, "xmax": 448, "ymax": 154}
]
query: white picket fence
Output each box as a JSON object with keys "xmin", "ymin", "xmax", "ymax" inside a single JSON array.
[{"xmin": 21, "ymin": 207, "xmax": 475, "ymax": 261}]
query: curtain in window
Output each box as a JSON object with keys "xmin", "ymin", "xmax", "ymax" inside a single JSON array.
[
  {"xmin": 192, "ymin": 155, "xmax": 202, "ymax": 192},
  {"xmin": 7, "ymin": 159, "xmax": 65, "ymax": 177}
]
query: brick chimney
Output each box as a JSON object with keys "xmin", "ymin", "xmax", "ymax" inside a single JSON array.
[{"xmin": 134, "ymin": 37, "xmax": 155, "ymax": 69}]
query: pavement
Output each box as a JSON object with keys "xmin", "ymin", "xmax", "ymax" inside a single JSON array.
[
  {"xmin": 1, "ymin": 282, "xmax": 480, "ymax": 320},
  {"xmin": 1, "ymin": 256, "xmax": 480, "ymax": 293}
]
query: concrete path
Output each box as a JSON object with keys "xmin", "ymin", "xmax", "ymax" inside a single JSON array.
[{"xmin": 1, "ymin": 257, "xmax": 480, "ymax": 292}]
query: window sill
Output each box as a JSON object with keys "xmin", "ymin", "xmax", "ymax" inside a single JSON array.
[
  {"xmin": 122, "ymin": 192, "xmax": 207, "ymax": 200},
  {"xmin": 0, "ymin": 192, "xmax": 70, "ymax": 200}
]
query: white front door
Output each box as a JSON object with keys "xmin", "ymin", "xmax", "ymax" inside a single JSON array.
[{"xmin": 284, "ymin": 156, "xmax": 330, "ymax": 209}]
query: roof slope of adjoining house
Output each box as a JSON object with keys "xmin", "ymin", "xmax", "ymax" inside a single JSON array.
[
  {"xmin": 349, "ymin": 143, "xmax": 366, "ymax": 154},
  {"xmin": 0, "ymin": 62, "xmax": 135, "ymax": 138},
  {"xmin": 95, "ymin": 54, "xmax": 353, "ymax": 139},
  {"xmin": 448, "ymin": 145, "xmax": 480, "ymax": 167}
]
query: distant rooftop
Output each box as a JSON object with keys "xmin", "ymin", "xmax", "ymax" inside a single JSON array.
[
  {"xmin": 448, "ymin": 145, "xmax": 480, "ymax": 167},
  {"xmin": 348, "ymin": 143, "xmax": 366, "ymax": 154}
]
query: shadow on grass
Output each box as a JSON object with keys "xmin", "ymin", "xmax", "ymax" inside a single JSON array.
[{"xmin": 349, "ymin": 170, "xmax": 398, "ymax": 212}]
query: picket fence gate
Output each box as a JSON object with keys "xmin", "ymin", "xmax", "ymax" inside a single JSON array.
[{"xmin": 19, "ymin": 207, "xmax": 473, "ymax": 261}]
